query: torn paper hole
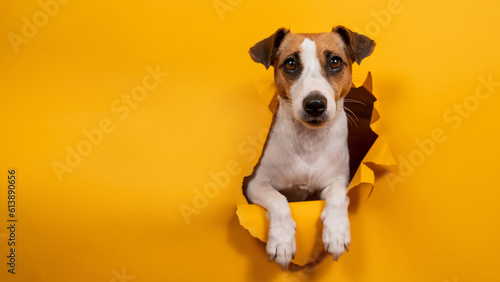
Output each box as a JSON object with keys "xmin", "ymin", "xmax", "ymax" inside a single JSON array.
[{"xmin": 237, "ymin": 72, "xmax": 396, "ymax": 267}]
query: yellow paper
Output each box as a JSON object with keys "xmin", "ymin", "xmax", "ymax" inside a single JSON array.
[{"xmin": 1, "ymin": 0, "xmax": 500, "ymax": 281}]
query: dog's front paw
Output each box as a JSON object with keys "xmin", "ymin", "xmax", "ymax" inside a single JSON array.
[
  {"xmin": 321, "ymin": 209, "xmax": 350, "ymax": 261},
  {"xmin": 266, "ymin": 218, "xmax": 296, "ymax": 270}
]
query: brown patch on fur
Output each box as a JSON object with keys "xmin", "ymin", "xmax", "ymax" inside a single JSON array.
[
  {"xmin": 333, "ymin": 26, "xmax": 376, "ymax": 65},
  {"xmin": 249, "ymin": 28, "xmax": 289, "ymax": 70}
]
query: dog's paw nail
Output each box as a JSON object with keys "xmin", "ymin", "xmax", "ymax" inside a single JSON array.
[
  {"xmin": 345, "ymin": 244, "xmax": 349, "ymax": 252},
  {"xmin": 268, "ymin": 253, "xmax": 276, "ymax": 262}
]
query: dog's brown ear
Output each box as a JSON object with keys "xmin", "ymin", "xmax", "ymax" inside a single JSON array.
[
  {"xmin": 333, "ymin": 26, "xmax": 375, "ymax": 65},
  {"xmin": 249, "ymin": 28, "xmax": 289, "ymax": 69}
]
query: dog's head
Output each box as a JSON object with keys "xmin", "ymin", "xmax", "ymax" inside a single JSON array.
[{"xmin": 249, "ymin": 26, "xmax": 375, "ymax": 128}]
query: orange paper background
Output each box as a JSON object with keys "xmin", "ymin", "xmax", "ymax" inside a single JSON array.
[{"xmin": 1, "ymin": 0, "xmax": 500, "ymax": 281}]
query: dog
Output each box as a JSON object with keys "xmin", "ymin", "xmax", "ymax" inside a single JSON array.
[{"xmin": 245, "ymin": 26, "xmax": 375, "ymax": 269}]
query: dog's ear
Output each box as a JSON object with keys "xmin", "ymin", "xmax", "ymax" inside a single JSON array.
[
  {"xmin": 333, "ymin": 26, "xmax": 375, "ymax": 65},
  {"xmin": 249, "ymin": 28, "xmax": 289, "ymax": 69}
]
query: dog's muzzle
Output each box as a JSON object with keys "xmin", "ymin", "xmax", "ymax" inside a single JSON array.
[
  {"xmin": 303, "ymin": 92, "xmax": 327, "ymax": 117},
  {"xmin": 301, "ymin": 92, "xmax": 329, "ymax": 127}
]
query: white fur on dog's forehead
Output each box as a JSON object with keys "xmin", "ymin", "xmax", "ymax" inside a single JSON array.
[
  {"xmin": 300, "ymin": 38, "xmax": 321, "ymax": 77},
  {"xmin": 293, "ymin": 38, "xmax": 331, "ymax": 95}
]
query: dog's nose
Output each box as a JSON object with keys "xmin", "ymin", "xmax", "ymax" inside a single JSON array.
[{"xmin": 303, "ymin": 93, "xmax": 327, "ymax": 117}]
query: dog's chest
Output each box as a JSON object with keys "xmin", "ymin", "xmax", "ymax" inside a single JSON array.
[
  {"xmin": 268, "ymin": 145, "xmax": 345, "ymax": 202},
  {"xmin": 256, "ymin": 102, "xmax": 349, "ymax": 200},
  {"xmin": 265, "ymin": 120, "xmax": 348, "ymax": 194},
  {"xmin": 277, "ymin": 145, "xmax": 341, "ymax": 190}
]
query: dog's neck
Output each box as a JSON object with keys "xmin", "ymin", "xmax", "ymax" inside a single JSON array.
[{"xmin": 273, "ymin": 97, "xmax": 347, "ymax": 165}]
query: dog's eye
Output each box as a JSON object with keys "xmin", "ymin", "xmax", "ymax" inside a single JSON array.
[
  {"xmin": 330, "ymin": 56, "xmax": 342, "ymax": 70},
  {"xmin": 284, "ymin": 58, "xmax": 297, "ymax": 71}
]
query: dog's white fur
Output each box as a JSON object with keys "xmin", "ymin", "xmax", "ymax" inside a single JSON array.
[{"xmin": 247, "ymin": 38, "xmax": 351, "ymax": 269}]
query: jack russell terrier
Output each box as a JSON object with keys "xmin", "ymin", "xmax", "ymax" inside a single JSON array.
[{"xmin": 245, "ymin": 26, "xmax": 375, "ymax": 269}]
